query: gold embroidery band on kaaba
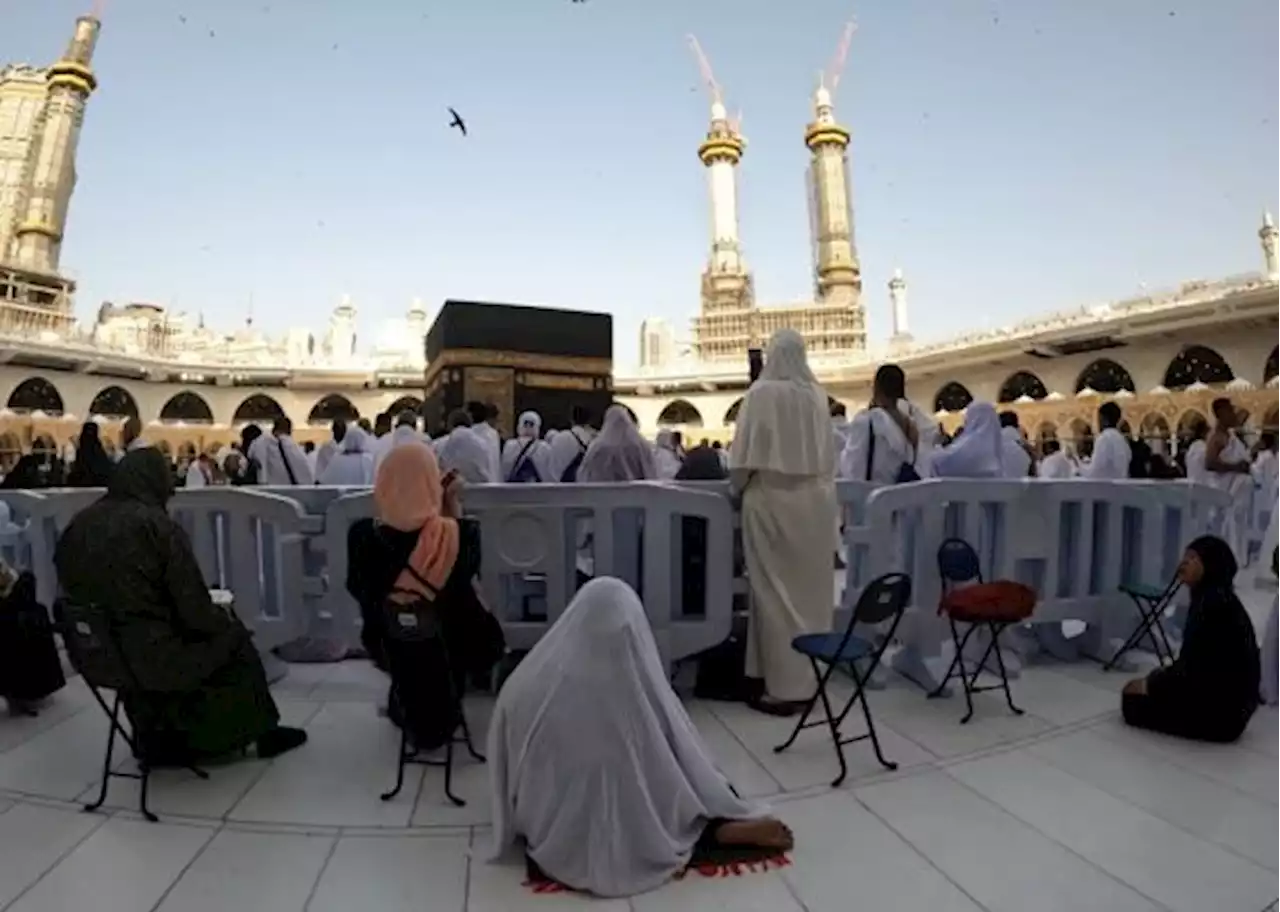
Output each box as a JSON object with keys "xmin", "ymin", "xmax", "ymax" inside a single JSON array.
[{"xmin": 424, "ymin": 349, "xmax": 612, "ymax": 387}]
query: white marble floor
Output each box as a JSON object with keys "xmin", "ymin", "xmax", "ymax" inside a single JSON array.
[{"xmin": 1, "ymin": 629, "xmax": 1276, "ymax": 909}]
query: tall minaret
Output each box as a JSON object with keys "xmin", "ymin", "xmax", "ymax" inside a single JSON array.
[
  {"xmin": 805, "ymin": 21, "xmax": 864, "ymax": 349},
  {"xmin": 688, "ymin": 36, "xmax": 753, "ymax": 347},
  {"xmin": 12, "ymin": 15, "xmax": 100, "ymax": 275},
  {"xmin": 888, "ymin": 267, "xmax": 912, "ymax": 351},
  {"xmin": 1260, "ymin": 210, "xmax": 1278, "ymax": 278}
]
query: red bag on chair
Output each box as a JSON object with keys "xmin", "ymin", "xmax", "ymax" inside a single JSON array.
[{"xmin": 939, "ymin": 581, "xmax": 1036, "ymax": 624}]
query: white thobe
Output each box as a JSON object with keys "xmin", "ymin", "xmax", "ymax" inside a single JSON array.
[
  {"xmin": 1084, "ymin": 428, "xmax": 1129, "ymax": 480},
  {"xmin": 247, "ymin": 434, "xmax": 314, "ymax": 485}
]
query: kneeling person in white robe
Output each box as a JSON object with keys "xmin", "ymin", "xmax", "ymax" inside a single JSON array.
[{"xmin": 487, "ymin": 577, "xmax": 792, "ymax": 898}]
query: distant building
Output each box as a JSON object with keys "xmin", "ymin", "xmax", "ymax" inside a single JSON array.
[{"xmin": 639, "ymin": 317, "xmax": 675, "ymax": 369}]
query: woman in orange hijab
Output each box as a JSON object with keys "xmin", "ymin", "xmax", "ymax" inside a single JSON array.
[{"xmin": 347, "ymin": 442, "xmax": 504, "ymax": 750}]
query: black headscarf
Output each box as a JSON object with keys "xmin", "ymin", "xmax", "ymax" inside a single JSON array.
[
  {"xmin": 0, "ymin": 453, "xmax": 46, "ymax": 489},
  {"xmin": 675, "ymin": 445, "xmax": 727, "ymax": 481},
  {"xmin": 67, "ymin": 422, "xmax": 115, "ymax": 488},
  {"xmin": 107, "ymin": 448, "xmax": 174, "ymax": 509},
  {"xmin": 1185, "ymin": 534, "xmax": 1237, "ymax": 596}
]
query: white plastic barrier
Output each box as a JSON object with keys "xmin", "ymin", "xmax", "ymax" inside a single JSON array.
[
  {"xmin": 1, "ymin": 478, "xmax": 1232, "ymax": 687},
  {"xmin": 849, "ymin": 478, "xmax": 1229, "ymax": 690},
  {"xmin": 0, "ymin": 486, "xmax": 311, "ymax": 663},
  {"xmin": 323, "ymin": 482, "xmax": 735, "ymax": 670},
  {"xmin": 169, "ymin": 487, "xmax": 311, "ymax": 655}
]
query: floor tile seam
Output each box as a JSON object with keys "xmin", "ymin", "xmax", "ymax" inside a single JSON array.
[
  {"xmin": 141, "ymin": 822, "xmax": 222, "ymax": 912},
  {"xmin": 931, "ymin": 764, "xmax": 1178, "ymax": 912},
  {"xmin": 842, "ymin": 788, "xmax": 994, "ymax": 912},
  {"xmin": 759, "ymin": 758, "xmax": 945, "ymax": 808},
  {"xmin": 0, "ymin": 809, "xmax": 110, "ymax": 912},
  {"xmin": 1086, "ymin": 720, "xmax": 1280, "ymax": 806},
  {"xmin": 698, "ymin": 705, "xmax": 788, "ymax": 794},
  {"xmin": 1022, "ymin": 740, "xmax": 1280, "ymax": 874},
  {"xmin": 212, "ymin": 755, "xmax": 283, "ymax": 827},
  {"xmin": 404, "ymin": 747, "xmax": 433, "ymax": 829},
  {"xmin": 929, "ymin": 707, "xmax": 1124, "ymax": 768},
  {"xmin": 299, "ymin": 832, "xmax": 343, "ymax": 912},
  {"xmin": 463, "ymin": 825, "xmax": 474, "ymax": 912}
]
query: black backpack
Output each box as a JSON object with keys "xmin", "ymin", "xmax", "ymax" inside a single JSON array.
[
  {"xmin": 507, "ymin": 439, "xmax": 542, "ymax": 483},
  {"xmin": 559, "ymin": 431, "xmax": 589, "ymax": 483}
]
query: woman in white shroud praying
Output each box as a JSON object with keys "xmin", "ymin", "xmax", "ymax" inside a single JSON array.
[
  {"xmin": 931, "ymin": 401, "xmax": 1005, "ymax": 478},
  {"xmin": 577, "ymin": 404, "xmax": 656, "ymax": 482},
  {"xmin": 729, "ymin": 328, "xmax": 838, "ymax": 716},
  {"xmin": 487, "ymin": 577, "xmax": 792, "ymax": 898},
  {"xmin": 316, "ymin": 425, "xmax": 375, "ymax": 486}
]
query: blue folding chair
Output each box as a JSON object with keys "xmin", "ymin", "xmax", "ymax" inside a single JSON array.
[{"xmin": 774, "ymin": 572, "xmax": 911, "ymax": 787}]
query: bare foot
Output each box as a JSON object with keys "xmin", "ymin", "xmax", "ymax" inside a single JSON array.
[{"xmin": 714, "ymin": 818, "xmax": 794, "ymax": 851}]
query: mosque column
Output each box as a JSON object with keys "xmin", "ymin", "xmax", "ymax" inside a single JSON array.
[{"xmin": 12, "ymin": 16, "xmax": 100, "ymax": 276}]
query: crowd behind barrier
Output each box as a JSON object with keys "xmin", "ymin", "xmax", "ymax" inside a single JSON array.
[{"xmin": 0, "ymin": 478, "xmax": 1241, "ymax": 685}]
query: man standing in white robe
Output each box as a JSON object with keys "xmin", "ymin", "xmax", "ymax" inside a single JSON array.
[
  {"xmin": 372, "ymin": 410, "xmax": 427, "ymax": 477},
  {"xmin": 247, "ymin": 416, "xmax": 314, "ymax": 485},
  {"xmin": 1084, "ymin": 402, "xmax": 1130, "ymax": 480},
  {"xmin": 467, "ymin": 401, "xmax": 503, "ymax": 483},
  {"xmin": 839, "ymin": 365, "xmax": 933, "ymax": 483},
  {"xmin": 1038, "ymin": 440, "xmax": 1075, "ymax": 479},
  {"xmin": 1205, "ymin": 398, "xmax": 1254, "ymax": 564},
  {"xmin": 730, "ymin": 329, "xmax": 837, "ymax": 716},
  {"xmin": 547, "ymin": 406, "xmax": 596, "ymax": 483},
  {"xmin": 436, "ymin": 409, "xmax": 498, "ymax": 485},
  {"xmin": 314, "ymin": 418, "xmax": 346, "ymax": 481}
]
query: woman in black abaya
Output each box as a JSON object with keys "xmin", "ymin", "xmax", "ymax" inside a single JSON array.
[{"xmin": 1122, "ymin": 535, "xmax": 1261, "ymax": 743}]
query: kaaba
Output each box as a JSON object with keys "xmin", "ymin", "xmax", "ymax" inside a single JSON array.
[{"xmin": 423, "ymin": 300, "xmax": 613, "ymax": 437}]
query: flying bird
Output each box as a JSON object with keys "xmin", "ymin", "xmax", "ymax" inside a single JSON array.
[{"xmin": 448, "ymin": 108, "xmax": 467, "ymax": 136}]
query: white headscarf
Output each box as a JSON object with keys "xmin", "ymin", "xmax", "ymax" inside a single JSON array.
[
  {"xmin": 318, "ymin": 426, "xmax": 375, "ymax": 485},
  {"xmin": 932, "ymin": 401, "xmax": 1003, "ymax": 478},
  {"xmin": 434, "ymin": 425, "xmax": 497, "ymax": 485},
  {"xmin": 578, "ymin": 405, "xmax": 656, "ymax": 482},
  {"xmin": 516, "ymin": 410, "xmax": 541, "ymax": 439},
  {"xmin": 487, "ymin": 577, "xmax": 760, "ymax": 897},
  {"xmin": 653, "ymin": 429, "xmax": 683, "ymax": 480},
  {"xmin": 729, "ymin": 329, "xmax": 833, "ymax": 477},
  {"xmin": 501, "ymin": 412, "xmax": 552, "ymax": 482}
]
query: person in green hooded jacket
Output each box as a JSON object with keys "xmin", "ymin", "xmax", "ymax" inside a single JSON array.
[{"xmin": 54, "ymin": 447, "xmax": 306, "ymax": 764}]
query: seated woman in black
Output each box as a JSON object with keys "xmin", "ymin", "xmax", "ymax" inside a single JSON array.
[
  {"xmin": 1122, "ymin": 535, "xmax": 1260, "ymax": 743},
  {"xmin": 346, "ymin": 441, "xmax": 503, "ymax": 751}
]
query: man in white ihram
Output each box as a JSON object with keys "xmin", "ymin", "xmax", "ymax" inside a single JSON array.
[
  {"xmin": 372, "ymin": 409, "xmax": 426, "ymax": 477},
  {"xmin": 1083, "ymin": 402, "xmax": 1130, "ymax": 480},
  {"xmin": 839, "ymin": 364, "xmax": 935, "ymax": 483},
  {"xmin": 467, "ymin": 401, "xmax": 503, "ymax": 483},
  {"xmin": 247, "ymin": 416, "xmax": 314, "ymax": 485}
]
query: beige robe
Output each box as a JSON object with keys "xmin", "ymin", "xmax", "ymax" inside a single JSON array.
[{"xmin": 741, "ymin": 470, "xmax": 839, "ymax": 701}]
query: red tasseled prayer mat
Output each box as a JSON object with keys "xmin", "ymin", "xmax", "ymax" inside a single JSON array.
[{"xmin": 522, "ymin": 847, "xmax": 792, "ymax": 895}]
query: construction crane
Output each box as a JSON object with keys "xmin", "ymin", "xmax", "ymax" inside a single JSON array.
[
  {"xmin": 823, "ymin": 19, "xmax": 858, "ymax": 98},
  {"xmin": 686, "ymin": 34, "xmax": 723, "ymax": 106}
]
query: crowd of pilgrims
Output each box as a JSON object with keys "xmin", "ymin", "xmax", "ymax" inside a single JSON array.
[{"xmin": 0, "ymin": 327, "xmax": 1274, "ymax": 896}]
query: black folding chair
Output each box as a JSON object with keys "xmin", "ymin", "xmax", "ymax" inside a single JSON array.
[
  {"xmin": 56, "ymin": 601, "xmax": 210, "ymax": 823},
  {"xmin": 928, "ymin": 538, "xmax": 1035, "ymax": 724},
  {"xmin": 774, "ymin": 572, "xmax": 911, "ymax": 788},
  {"xmin": 378, "ymin": 596, "xmax": 484, "ymax": 808},
  {"xmin": 1103, "ymin": 574, "xmax": 1181, "ymax": 671}
]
